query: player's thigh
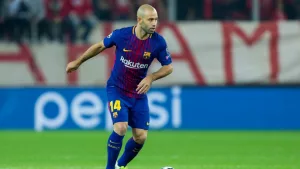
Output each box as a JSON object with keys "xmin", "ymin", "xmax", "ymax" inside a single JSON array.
[
  {"xmin": 129, "ymin": 96, "xmax": 150, "ymax": 130},
  {"xmin": 107, "ymin": 87, "xmax": 130, "ymax": 124}
]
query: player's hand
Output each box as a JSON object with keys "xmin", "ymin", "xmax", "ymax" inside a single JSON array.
[
  {"xmin": 136, "ymin": 75, "xmax": 154, "ymax": 94},
  {"xmin": 66, "ymin": 60, "xmax": 81, "ymax": 73}
]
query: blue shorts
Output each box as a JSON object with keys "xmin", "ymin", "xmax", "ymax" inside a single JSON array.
[{"xmin": 106, "ymin": 86, "xmax": 150, "ymax": 130}]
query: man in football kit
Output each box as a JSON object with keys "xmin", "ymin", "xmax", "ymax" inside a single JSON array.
[{"xmin": 66, "ymin": 4, "xmax": 173, "ymax": 169}]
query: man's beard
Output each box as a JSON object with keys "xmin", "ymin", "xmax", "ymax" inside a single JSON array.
[{"xmin": 142, "ymin": 25, "xmax": 154, "ymax": 34}]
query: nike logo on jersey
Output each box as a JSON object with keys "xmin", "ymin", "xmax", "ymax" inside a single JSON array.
[{"xmin": 123, "ymin": 48, "xmax": 132, "ymax": 52}]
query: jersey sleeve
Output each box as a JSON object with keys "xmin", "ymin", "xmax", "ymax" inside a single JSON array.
[
  {"xmin": 103, "ymin": 29, "xmax": 120, "ymax": 48},
  {"xmin": 156, "ymin": 37, "xmax": 172, "ymax": 66}
]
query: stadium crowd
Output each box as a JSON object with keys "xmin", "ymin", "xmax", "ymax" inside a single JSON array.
[{"xmin": 0, "ymin": 0, "xmax": 300, "ymax": 44}]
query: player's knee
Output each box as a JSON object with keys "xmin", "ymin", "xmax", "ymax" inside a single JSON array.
[
  {"xmin": 113, "ymin": 122, "xmax": 128, "ymax": 136},
  {"xmin": 133, "ymin": 131, "xmax": 148, "ymax": 144}
]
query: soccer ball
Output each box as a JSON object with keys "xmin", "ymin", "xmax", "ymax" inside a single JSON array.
[{"xmin": 161, "ymin": 167, "xmax": 174, "ymax": 169}]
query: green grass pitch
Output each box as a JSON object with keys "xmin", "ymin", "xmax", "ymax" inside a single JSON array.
[{"xmin": 0, "ymin": 131, "xmax": 299, "ymax": 169}]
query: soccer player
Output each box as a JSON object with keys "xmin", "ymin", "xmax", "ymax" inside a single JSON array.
[{"xmin": 66, "ymin": 4, "xmax": 173, "ymax": 169}]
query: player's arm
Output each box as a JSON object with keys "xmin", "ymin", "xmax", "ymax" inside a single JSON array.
[
  {"xmin": 150, "ymin": 64, "xmax": 173, "ymax": 81},
  {"xmin": 78, "ymin": 41, "xmax": 106, "ymax": 64},
  {"xmin": 66, "ymin": 41, "xmax": 106, "ymax": 73},
  {"xmin": 137, "ymin": 64, "xmax": 173, "ymax": 94},
  {"xmin": 66, "ymin": 30, "xmax": 119, "ymax": 73},
  {"xmin": 151, "ymin": 39, "xmax": 173, "ymax": 81}
]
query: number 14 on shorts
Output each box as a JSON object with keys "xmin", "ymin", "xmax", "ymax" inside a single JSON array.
[{"xmin": 109, "ymin": 100, "xmax": 121, "ymax": 112}]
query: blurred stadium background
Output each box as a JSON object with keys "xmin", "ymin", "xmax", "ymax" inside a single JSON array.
[{"xmin": 1, "ymin": 0, "xmax": 300, "ymax": 169}]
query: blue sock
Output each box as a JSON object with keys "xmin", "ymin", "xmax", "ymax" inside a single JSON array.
[
  {"xmin": 106, "ymin": 131, "xmax": 124, "ymax": 169},
  {"xmin": 117, "ymin": 137, "xmax": 144, "ymax": 167}
]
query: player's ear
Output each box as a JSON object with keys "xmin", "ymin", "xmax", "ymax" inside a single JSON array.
[{"xmin": 137, "ymin": 17, "xmax": 142, "ymax": 24}]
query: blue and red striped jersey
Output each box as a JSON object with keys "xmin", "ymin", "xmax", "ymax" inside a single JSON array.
[{"xmin": 103, "ymin": 26, "xmax": 172, "ymax": 98}]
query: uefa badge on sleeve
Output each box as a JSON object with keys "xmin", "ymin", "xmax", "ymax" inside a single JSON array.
[
  {"xmin": 166, "ymin": 48, "xmax": 171, "ymax": 60},
  {"xmin": 166, "ymin": 47, "xmax": 170, "ymax": 55}
]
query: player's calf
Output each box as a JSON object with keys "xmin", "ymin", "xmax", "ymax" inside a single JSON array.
[
  {"xmin": 117, "ymin": 129, "xmax": 147, "ymax": 167},
  {"xmin": 106, "ymin": 122, "xmax": 128, "ymax": 169}
]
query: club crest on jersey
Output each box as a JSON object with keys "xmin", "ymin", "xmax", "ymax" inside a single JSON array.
[
  {"xmin": 143, "ymin": 52, "xmax": 151, "ymax": 59},
  {"xmin": 113, "ymin": 112, "xmax": 118, "ymax": 118}
]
